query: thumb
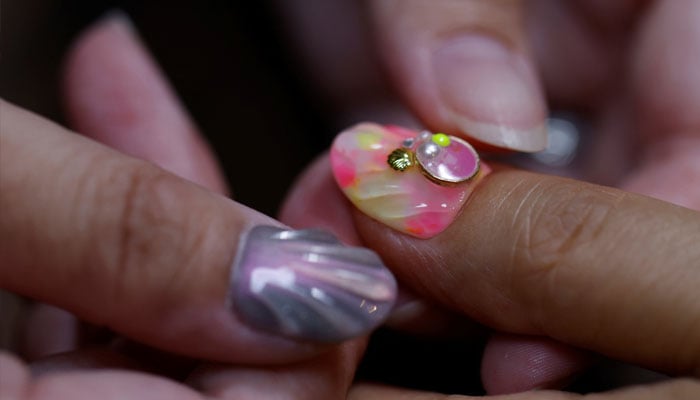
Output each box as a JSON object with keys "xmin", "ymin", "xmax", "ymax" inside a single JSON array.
[{"xmin": 369, "ymin": 0, "xmax": 548, "ymax": 152}]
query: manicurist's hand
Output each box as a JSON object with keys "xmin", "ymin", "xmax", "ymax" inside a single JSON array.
[{"xmin": 0, "ymin": 16, "xmax": 395, "ymax": 399}]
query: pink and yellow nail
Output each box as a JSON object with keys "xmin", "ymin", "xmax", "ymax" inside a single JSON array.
[{"xmin": 331, "ymin": 123, "xmax": 491, "ymax": 239}]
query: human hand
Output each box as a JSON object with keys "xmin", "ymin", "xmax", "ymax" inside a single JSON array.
[
  {"xmin": 282, "ymin": 122, "xmax": 700, "ymax": 398},
  {"xmin": 278, "ymin": 0, "xmax": 700, "ymax": 394},
  {"xmin": 0, "ymin": 16, "xmax": 395, "ymax": 399}
]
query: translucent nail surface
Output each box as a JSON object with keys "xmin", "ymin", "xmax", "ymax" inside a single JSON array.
[
  {"xmin": 331, "ymin": 123, "xmax": 491, "ymax": 238},
  {"xmin": 230, "ymin": 226, "xmax": 397, "ymax": 342}
]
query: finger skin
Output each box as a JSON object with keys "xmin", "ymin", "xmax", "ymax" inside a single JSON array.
[
  {"xmin": 0, "ymin": 352, "xmax": 202, "ymax": 400},
  {"xmin": 481, "ymin": 333, "xmax": 592, "ymax": 394},
  {"xmin": 0, "ymin": 100, "xmax": 317, "ymax": 364},
  {"xmin": 283, "ymin": 154, "xmax": 700, "ymax": 375},
  {"xmin": 0, "ymin": 353, "xmax": 30, "ymax": 400},
  {"xmin": 356, "ymin": 169, "xmax": 700, "ymax": 375},
  {"xmin": 21, "ymin": 305, "xmax": 78, "ymax": 360},
  {"xmin": 190, "ymin": 340, "xmax": 364, "ymax": 400},
  {"xmin": 348, "ymin": 379, "xmax": 700, "ymax": 400},
  {"xmin": 624, "ymin": 0, "xmax": 700, "ymax": 210}
]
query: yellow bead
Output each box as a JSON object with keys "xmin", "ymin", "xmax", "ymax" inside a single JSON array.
[{"xmin": 432, "ymin": 133, "xmax": 451, "ymax": 147}]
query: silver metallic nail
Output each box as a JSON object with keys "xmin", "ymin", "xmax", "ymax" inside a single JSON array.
[{"xmin": 230, "ymin": 226, "xmax": 397, "ymax": 343}]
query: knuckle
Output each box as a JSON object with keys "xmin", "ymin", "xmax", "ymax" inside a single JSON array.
[{"xmin": 81, "ymin": 158, "xmax": 206, "ymax": 311}]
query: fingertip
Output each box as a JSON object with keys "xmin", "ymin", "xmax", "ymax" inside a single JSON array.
[
  {"xmin": 62, "ymin": 11, "xmax": 141, "ymax": 129},
  {"xmin": 0, "ymin": 352, "xmax": 30, "ymax": 400},
  {"xmin": 481, "ymin": 333, "xmax": 592, "ymax": 395},
  {"xmin": 633, "ymin": 0, "xmax": 700, "ymax": 139}
]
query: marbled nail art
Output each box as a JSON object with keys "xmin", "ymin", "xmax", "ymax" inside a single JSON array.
[
  {"xmin": 230, "ymin": 226, "xmax": 397, "ymax": 343},
  {"xmin": 331, "ymin": 123, "xmax": 491, "ymax": 238}
]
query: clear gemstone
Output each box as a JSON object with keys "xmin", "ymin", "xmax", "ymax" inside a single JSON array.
[{"xmin": 415, "ymin": 135, "xmax": 479, "ymax": 183}]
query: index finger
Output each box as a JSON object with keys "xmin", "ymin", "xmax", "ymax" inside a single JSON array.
[
  {"xmin": 385, "ymin": 171, "xmax": 700, "ymax": 374},
  {"xmin": 0, "ymin": 101, "xmax": 397, "ymax": 363},
  {"xmin": 286, "ymin": 135, "xmax": 700, "ymax": 375}
]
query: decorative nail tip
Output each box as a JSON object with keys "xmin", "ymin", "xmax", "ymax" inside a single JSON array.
[
  {"xmin": 230, "ymin": 226, "xmax": 397, "ymax": 343},
  {"xmin": 330, "ymin": 123, "xmax": 491, "ymax": 238},
  {"xmin": 448, "ymin": 112, "xmax": 549, "ymax": 153}
]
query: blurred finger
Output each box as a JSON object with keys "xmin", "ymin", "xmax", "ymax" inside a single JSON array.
[
  {"xmin": 369, "ymin": 0, "xmax": 547, "ymax": 152},
  {"xmin": 190, "ymin": 340, "xmax": 363, "ymax": 400},
  {"xmin": 625, "ymin": 0, "xmax": 700, "ymax": 209},
  {"xmin": 63, "ymin": 13, "xmax": 227, "ymax": 194},
  {"xmin": 0, "ymin": 352, "xmax": 201, "ymax": 400},
  {"xmin": 348, "ymin": 379, "xmax": 700, "ymax": 400},
  {"xmin": 481, "ymin": 333, "xmax": 592, "ymax": 394},
  {"xmin": 29, "ymin": 348, "xmax": 143, "ymax": 376},
  {"xmin": 21, "ymin": 305, "xmax": 78, "ymax": 360}
]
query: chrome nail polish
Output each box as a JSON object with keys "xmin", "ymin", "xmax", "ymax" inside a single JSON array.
[{"xmin": 230, "ymin": 226, "xmax": 397, "ymax": 342}]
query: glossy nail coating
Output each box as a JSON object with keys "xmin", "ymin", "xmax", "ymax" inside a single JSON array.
[
  {"xmin": 230, "ymin": 226, "xmax": 397, "ymax": 343},
  {"xmin": 331, "ymin": 123, "xmax": 491, "ymax": 238}
]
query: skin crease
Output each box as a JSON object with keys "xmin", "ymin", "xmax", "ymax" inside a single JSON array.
[{"xmin": 3, "ymin": 0, "xmax": 697, "ymax": 398}]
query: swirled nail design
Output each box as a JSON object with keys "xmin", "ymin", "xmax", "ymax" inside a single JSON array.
[
  {"xmin": 230, "ymin": 226, "xmax": 397, "ymax": 343},
  {"xmin": 331, "ymin": 123, "xmax": 491, "ymax": 238}
]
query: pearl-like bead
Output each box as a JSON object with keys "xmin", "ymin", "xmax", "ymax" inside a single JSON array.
[{"xmin": 417, "ymin": 142, "xmax": 440, "ymax": 158}]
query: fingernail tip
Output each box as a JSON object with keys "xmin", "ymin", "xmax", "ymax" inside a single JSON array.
[{"xmin": 451, "ymin": 114, "xmax": 549, "ymax": 152}]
